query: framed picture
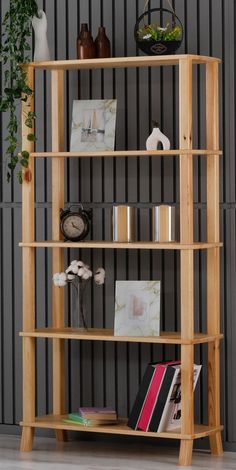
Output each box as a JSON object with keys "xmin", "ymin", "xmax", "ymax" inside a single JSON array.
[
  {"xmin": 114, "ymin": 280, "xmax": 161, "ymax": 337},
  {"xmin": 70, "ymin": 99, "xmax": 117, "ymax": 152}
]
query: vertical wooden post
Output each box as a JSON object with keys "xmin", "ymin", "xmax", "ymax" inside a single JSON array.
[
  {"xmin": 206, "ymin": 62, "xmax": 223, "ymax": 456},
  {"xmin": 51, "ymin": 69, "xmax": 67, "ymax": 442},
  {"xmin": 179, "ymin": 57, "xmax": 194, "ymax": 466},
  {"xmin": 20, "ymin": 65, "xmax": 35, "ymax": 452}
]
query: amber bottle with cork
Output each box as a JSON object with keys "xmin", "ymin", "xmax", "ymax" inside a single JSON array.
[
  {"xmin": 95, "ymin": 26, "xmax": 111, "ymax": 58},
  {"xmin": 77, "ymin": 23, "xmax": 96, "ymax": 59}
]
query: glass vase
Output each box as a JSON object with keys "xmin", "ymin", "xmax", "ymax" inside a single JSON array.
[{"xmin": 70, "ymin": 278, "xmax": 88, "ymax": 330}]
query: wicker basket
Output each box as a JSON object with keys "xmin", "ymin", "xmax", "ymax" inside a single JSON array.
[{"xmin": 134, "ymin": 4, "xmax": 183, "ymax": 56}]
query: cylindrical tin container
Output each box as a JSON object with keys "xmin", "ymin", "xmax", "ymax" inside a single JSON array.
[
  {"xmin": 113, "ymin": 205, "xmax": 136, "ymax": 242},
  {"xmin": 152, "ymin": 205, "xmax": 176, "ymax": 242}
]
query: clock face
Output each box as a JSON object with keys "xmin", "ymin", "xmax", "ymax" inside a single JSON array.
[{"xmin": 62, "ymin": 214, "xmax": 86, "ymax": 240}]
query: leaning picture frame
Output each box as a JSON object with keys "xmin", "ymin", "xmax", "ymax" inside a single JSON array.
[
  {"xmin": 70, "ymin": 99, "xmax": 117, "ymax": 152},
  {"xmin": 114, "ymin": 280, "xmax": 161, "ymax": 337}
]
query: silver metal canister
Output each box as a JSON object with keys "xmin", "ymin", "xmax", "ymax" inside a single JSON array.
[
  {"xmin": 152, "ymin": 205, "xmax": 176, "ymax": 242},
  {"xmin": 112, "ymin": 205, "xmax": 136, "ymax": 242}
]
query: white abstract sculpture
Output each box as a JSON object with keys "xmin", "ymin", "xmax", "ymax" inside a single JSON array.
[
  {"xmin": 146, "ymin": 123, "xmax": 171, "ymax": 151},
  {"xmin": 32, "ymin": 10, "xmax": 50, "ymax": 62}
]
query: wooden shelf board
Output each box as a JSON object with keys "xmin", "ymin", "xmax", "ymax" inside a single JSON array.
[
  {"xmin": 19, "ymin": 241, "xmax": 223, "ymax": 250},
  {"xmin": 20, "ymin": 415, "xmax": 223, "ymax": 440},
  {"xmin": 29, "ymin": 55, "xmax": 221, "ymax": 70},
  {"xmin": 19, "ymin": 328, "xmax": 223, "ymax": 344},
  {"xmin": 29, "ymin": 150, "xmax": 222, "ymax": 158}
]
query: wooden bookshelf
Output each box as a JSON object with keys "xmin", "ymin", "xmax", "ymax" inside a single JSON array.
[{"xmin": 20, "ymin": 54, "xmax": 223, "ymax": 466}]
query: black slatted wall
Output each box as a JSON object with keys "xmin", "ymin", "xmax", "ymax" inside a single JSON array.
[{"xmin": 0, "ymin": 0, "xmax": 236, "ymax": 450}]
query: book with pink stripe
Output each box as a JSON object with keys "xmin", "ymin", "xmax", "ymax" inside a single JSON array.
[{"xmin": 137, "ymin": 361, "xmax": 180, "ymax": 432}]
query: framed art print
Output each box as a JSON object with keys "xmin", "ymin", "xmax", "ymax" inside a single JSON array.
[
  {"xmin": 114, "ymin": 280, "xmax": 161, "ymax": 336},
  {"xmin": 70, "ymin": 99, "xmax": 117, "ymax": 152}
]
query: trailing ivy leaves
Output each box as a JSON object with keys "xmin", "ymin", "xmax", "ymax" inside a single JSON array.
[{"xmin": 0, "ymin": 0, "xmax": 39, "ymax": 183}]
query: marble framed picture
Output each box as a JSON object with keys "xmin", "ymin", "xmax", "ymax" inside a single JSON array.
[
  {"xmin": 70, "ymin": 99, "xmax": 117, "ymax": 152},
  {"xmin": 114, "ymin": 280, "xmax": 161, "ymax": 337}
]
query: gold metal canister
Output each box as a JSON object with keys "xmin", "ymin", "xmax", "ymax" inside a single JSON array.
[{"xmin": 112, "ymin": 205, "xmax": 136, "ymax": 242}]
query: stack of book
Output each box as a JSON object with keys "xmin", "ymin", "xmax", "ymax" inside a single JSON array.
[
  {"xmin": 63, "ymin": 407, "xmax": 117, "ymax": 427},
  {"xmin": 128, "ymin": 361, "xmax": 201, "ymax": 432}
]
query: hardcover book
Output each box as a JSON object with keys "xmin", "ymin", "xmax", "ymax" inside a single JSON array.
[
  {"xmin": 78, "ymin": 407, "xmax": 117, "ymax": 421},
  {"xmin": 163, "ymin": 364, "xmax": 202, "ymax": 431}
]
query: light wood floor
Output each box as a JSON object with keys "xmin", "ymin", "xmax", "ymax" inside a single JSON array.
[{"xmin": 0, "ymin": 434, "xmax": 235, "ymax": 469}]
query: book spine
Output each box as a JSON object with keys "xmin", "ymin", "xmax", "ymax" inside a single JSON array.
[
  {"xmin": 127, "ymin": 365, "xmax": 155, "ymax": 430},
  {"xmin": 137, "ymin": 365, "xmax": 166, "ymax": 431},
  {"xmin": 148, "ymin": 366, "xmax": 176, "ymax": 432}
]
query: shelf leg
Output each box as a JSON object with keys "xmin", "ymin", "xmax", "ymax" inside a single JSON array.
[
  {"xmin": 21, "ymin": 64, "xmax": 36, "ymax": 452},
  {"xmin": 51, "ymin": 69, "xmax": 67, "ymax": 443},
  {"xmin": 179, "ymin": 440, "xmax": 193, "ymax": 467},
  {"xmin": 180, "ymin": 250, "xmax": 194, "ymax": 467},
  {"xmin": 179, "ymin": 57, "xmax": 194, "ymax": 467},
  {"xmin": 209, "ymin": 431, "xmax": 223, "ymax": 456},
  {"xmin": 20, "ymin": 427, "xmax": 35, "ymax": 452},
  {"xmin": 206, "ymin": 60, "xmax": 223, "ymax": 456}
]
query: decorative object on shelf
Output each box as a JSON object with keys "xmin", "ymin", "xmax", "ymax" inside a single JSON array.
[
  {"xmin": 0, "ymin": 0, "xmax": 38, "ymax": 182},
  {"xmin": 53, "ymin": 260, "xmax": 105, "ymax": 329},
  {"xmin": 152, "ymin": 205, "xmax": 176, "ymax": 242},
  {"xmin": 112, "ymin": 205, "xmax": 136, "ymax": 242},
  {"xmin": 60, "ymin": 205, "xmax": 92, "ymax": 242},
  {"xmin": 77, "ymin": 23, "xmax": 89, "ymax": 57},
  {"xmin": 70, "ymin": 99, "xmax": 117, "ymax": 152},
  {"xmin": 95, "ymin": 26, "xmax": 111, "ymax": 58},
  {"xmin": 114, "ymin": 280, "xmax": 161, "ymax": 336},
  {"xmin": 146, "ymin": 121, "xmax": 171, "ymax": 150},
  {"xmin": 32, "ymin": 10, "xmax": 50, "ymax": 61},
  {"xmin": 134, "ymin": 0, "xmax": 183, "ymax": 56},
  {"xmin": 77, "ymin": 24, "xmax": 96, "ymax": 59}
]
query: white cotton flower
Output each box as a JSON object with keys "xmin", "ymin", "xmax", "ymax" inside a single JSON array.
[
  {"xmin": 67, "ymin": 274, "xmax": 76, "ymax": 280},
  {"xmin": 94, "ymin": 268, "xmax": 105, "ymax": 285},
  {"xmin": 82, "ymin": 271, "xmax": 91, "ymax": 280},
  {"xmin": 71, "ymin": 260, "xmax": 79, "ymax": 266},
  {"xmin": 143, "ymin": 33, "xmax": 152, "ymax": 39},
  {"xmin": 71, "ymin": 264, "xmax": 79, "ymax": 274},
  {"xmin": 78, "ymin": 267, "xmax": 86, "ymax": 277},
  {"xmin": 77, "ymin": 260, "xmax": 85, "ymax": 267},
  {"xmin": 53, "ymin": 272, "xmax": 67, "ymax": 287}
]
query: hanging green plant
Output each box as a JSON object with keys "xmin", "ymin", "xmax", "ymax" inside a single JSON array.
[{"xmin": 0, "ymin": 0, "xmax": 39, "ymax": 183}]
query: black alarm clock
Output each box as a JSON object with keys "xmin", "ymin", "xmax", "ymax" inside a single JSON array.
[{"xmin": 60, "ymin": 205, "xmax": 92, "ymax": 242}]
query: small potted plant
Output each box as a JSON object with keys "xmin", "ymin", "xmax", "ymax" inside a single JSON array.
[
  {"xmin": 0, "ymin": 0, "xmax": 39, "ymax": 182},
  {"xmin": 134, "ymin": 0, "xmax": 183, "ymax": 56}
]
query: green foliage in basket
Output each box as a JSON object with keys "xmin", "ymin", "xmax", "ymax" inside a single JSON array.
[{"xmin": 137, "ymin": 22, "xmax": 181, "ymax": 42}]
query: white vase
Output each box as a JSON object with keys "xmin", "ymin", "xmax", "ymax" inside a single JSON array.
[
  {"xmin": 32, "ymin": 10, "xmax": 50, "ymax": 62},
  {"xmin": 146, "ymin": 127, "xmax": 171, "ymax": 151}
]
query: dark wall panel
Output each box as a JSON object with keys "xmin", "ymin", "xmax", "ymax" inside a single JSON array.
[{"xmin": 0, "ymin": 0, "xmax": 236, "ymax": 449}]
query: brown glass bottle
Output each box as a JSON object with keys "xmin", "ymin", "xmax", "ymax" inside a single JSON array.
[
  {"xmin": 78, "ymin": 30, "xmax": 96, "ymax": 60},
  {"xmin": 77, "ymin": 23, "xmax": 88, "ymax": 58},
  {"xmin": 95, "ymin": 26, "xmax": 111, "ymax": 58}
]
